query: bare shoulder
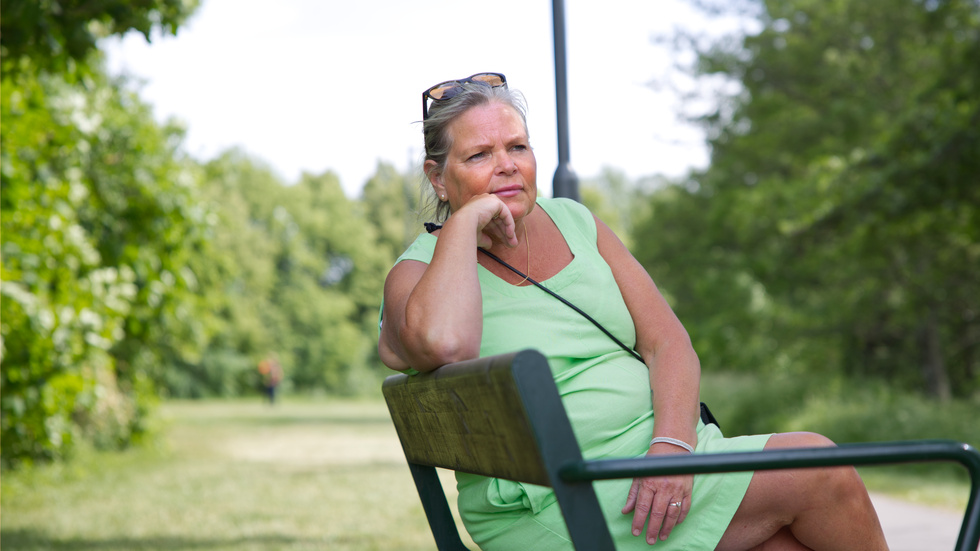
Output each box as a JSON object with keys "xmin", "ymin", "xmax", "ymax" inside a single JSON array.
[{"xmin": 593, "ymin": 213, "xmax": 633, "ymax": 262}]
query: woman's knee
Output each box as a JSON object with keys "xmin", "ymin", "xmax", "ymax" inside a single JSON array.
[{"xmin": 766, "ymin": 431, "xmax": 836, "ymax": 450}]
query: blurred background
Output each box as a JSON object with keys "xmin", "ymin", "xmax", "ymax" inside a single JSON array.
[{"xmin": 2, "ymin": 0, "xmax": 978, "ymax": 549}]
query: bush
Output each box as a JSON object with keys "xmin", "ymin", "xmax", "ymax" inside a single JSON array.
[{"xmin": 701, "ymin": 370, "xmax": 980, "ymax": 480}]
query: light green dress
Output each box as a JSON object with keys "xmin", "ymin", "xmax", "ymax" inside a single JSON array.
[{"xmin": 389, "ymin": 197, "xmax": 771, "ymax": 550}]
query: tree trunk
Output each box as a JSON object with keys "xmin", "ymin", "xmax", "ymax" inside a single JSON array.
[{"xmin": 922, "ymin": 306, "xmax": 952, "ymax": 401}]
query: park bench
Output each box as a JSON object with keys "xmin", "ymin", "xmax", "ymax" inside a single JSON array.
[{"xmin": 382, "ymin": 348, "xmax": 980, "ymax": 551}]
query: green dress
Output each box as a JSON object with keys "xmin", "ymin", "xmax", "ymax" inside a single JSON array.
[{"xmin": 389, "ymin": 197, "xmax": 771, "ymax": 550}]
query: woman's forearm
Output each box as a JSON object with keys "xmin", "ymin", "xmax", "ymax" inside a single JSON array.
[
  {"xmin": 396, "ymin": 210, "xmax": 488, "ymax": 370},
  {"xmin": 646, "ymin": 337, "xmax": 701, "ymax": 448}
]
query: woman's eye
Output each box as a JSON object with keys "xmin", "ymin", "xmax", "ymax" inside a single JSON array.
[{"xmin": 467, "ymin": 152, "xmax": 487, "ymax": 161}]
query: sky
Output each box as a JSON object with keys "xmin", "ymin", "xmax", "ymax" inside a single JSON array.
[{"xmin": 102, "ymin": 0, "xmax": 737, "ymax": 197}]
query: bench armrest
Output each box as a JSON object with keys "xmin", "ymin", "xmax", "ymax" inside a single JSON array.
[{"xmin": 559, "ymin": 440, "xmax": 980, "ymax": 551}]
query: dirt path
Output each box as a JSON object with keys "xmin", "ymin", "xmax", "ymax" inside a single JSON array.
[{"xmin": 871, "ymin": 493, "xmax": 971, "ymax": 551}]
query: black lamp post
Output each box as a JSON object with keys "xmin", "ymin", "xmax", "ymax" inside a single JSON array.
[{"xmin": 552, "ymin": 0, "xmax": 580, "ymax": 201}]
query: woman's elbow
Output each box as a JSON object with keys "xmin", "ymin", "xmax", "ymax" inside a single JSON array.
[
  {"xmin": 396, "ymin": 323, "xmax": 481, "ymax": 372},
  {"xmin": 417, "ymin": 332, "xmax": 481, "ymax": 370}
]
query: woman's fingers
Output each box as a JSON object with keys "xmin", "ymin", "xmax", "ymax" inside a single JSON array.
[
  {"xmin": 622, "ymin": 478, "xmax": 641, "ymax": 514},
  {"xmin": 678, "ymin": 498, "xmax": 691, "ymax": 526},
  {"xmin": 625, "ymin": 476, "xmax": 693, "ymax": 545},
  {"xmin": 461, "ymin": 195, "xmax": 517, "ymax": 248},
  {"xmin": 630, "ymin": 478, "xmax": 657, "ymax": 538},
  {"xmin": 656, "ymin": 496, "xmax": 685, "ymax": 542},
  {"xmin": 645, "ymin": 490, "xmax": 673, "ymax": 545},
  {"xmin": 485, "ymin": 206, "xmax": 517, "ymax": 247}
]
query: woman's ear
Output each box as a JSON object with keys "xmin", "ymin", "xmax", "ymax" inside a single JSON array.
[{"xmin": 424, "ymin": 160, "xmax": 446, "ymax": 200}]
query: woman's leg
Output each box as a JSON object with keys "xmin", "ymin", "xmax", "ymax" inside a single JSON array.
[
  {"xmin": 715, "ymin": 432, "xmax": 887, "ymax": 551},
  {"xmin": 747, "ymin": 526, "xmax": 813, "ymax": 551}
]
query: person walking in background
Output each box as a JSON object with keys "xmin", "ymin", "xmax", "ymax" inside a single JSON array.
[{"xmin": 257, "ymin": 354, "xmax": 283, "ymax": 405}]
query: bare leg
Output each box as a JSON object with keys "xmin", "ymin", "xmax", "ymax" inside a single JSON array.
[
  {"xmin": 747, "ymin": 527, "xmax": 813, "ymax": 551},
  {"xmin": 716, "ymin": 432, "xmax": 888, "ymax": 551}
]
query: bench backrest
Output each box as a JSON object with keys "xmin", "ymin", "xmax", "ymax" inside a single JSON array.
[{"xmin": 382, "ymin": 349, "xmax": 616, "ymax": 550}]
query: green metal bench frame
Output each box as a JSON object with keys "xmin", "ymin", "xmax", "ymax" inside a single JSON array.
[{"xmin": 382, "ymin": 349, "xmax": 980, "ymax": 551}]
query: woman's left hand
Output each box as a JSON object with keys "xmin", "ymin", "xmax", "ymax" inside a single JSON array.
[{"xmin": 622, "ymin": 444, "xmax": 694, "ymax": 545}]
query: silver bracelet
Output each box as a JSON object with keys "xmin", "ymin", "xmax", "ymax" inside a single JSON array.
[{"xmin": 650, "ymin": 436, "xmax": 694, "ymax": 453}]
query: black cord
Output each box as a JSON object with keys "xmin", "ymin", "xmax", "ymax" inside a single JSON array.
[{"xmin": 477, "ymin": 248, "xmax": 645, "ymax": 364}]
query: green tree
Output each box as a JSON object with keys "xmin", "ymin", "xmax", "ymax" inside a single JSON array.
[
  {"xmin": 1, "ymin": 67, "xmax": 210, "ymax": 465},
  {"xmin": 1, "ymin": 0, "xmax": 204, "ymax": 467},
  {"xmin": 180, "ymin": 155, "xmax": 397, "ymax": 397},
  {"xmin": 1, "ymin": 0, "xmax": 199, "ymax": 76},
  {"xmin": 580, "ymin": 167, "xmax": 663, "ymax": 250},
  {"xmin": 360, "ymin": 162, "xmax": 422, "ymax": 264},
  {"xmin": 637, "ymin": 0, "xmax": 980, "ymax": 399},
  {"xmin": 273, "ymin": 170, "xmax": 379, "ymax": 390}
]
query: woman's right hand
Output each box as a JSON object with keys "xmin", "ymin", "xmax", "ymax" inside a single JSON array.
[{"xmin": 455, "ymin": 193, "xmax": 519, "ymax": 250}]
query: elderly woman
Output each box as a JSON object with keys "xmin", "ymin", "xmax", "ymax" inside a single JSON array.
[{"xmin": 379, "ymin": 72, "xmax": 887, "ymax": 550}]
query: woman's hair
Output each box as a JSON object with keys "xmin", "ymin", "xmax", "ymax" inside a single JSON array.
[{"xmin": 420, "ymin": 83, "xmax": 529, "ymax": 223}]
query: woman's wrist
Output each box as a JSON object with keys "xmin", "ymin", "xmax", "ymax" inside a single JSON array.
[{"xmin": 649, "ymin": 436, "xmax": 694, "ymax": 453}]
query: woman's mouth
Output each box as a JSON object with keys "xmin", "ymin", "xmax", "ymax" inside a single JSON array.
[{"xmin": 493, "ymin": 186, "xmax": 522, "ymax": 198}]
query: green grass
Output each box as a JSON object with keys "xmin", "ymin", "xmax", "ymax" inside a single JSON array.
[{"xmin": 2, "ymin": 398, "xmax": 475, "ymax": 551}]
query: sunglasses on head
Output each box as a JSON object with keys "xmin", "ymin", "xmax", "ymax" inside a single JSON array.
[{"xmin": 422, "ymin": 72, "xmax": 507, "ymax": 120}]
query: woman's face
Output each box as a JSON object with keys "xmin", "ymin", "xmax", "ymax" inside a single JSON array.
[{"xmin": 429, "ymin": 101, "xmax": 537, "ymax": 221}]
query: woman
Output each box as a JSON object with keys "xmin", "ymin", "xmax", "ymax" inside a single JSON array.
[{"xmin": 379, "ymin": 72, "xmax": 887, "ymax": 550}]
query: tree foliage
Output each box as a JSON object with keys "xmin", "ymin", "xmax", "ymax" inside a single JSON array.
[
  {"xmin": 635, "ymin": 0, "xmax": 980, "ymax": 399},
  {"xmin": 1, "ymin": 0, "xmax": 199, "ymax": 76},
  {"xmin": 1, "ymin": 69, "xmax": 210, "ymax": 466},
  {"xmin": 179, "ymin": 155, "xmax": 401, "ymax": 397},
  {"xmin": 1, "ymin": 0, "xmax": 210, "ymax": 467}
]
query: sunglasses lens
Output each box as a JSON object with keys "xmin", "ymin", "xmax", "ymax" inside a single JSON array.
[
  {"xmin": 428, "ymin": 81, "xmax": 460, "ymax": 101},
  {"xmin": 471, "ymin": 73, "xmax": 505, "ymax": 87}
]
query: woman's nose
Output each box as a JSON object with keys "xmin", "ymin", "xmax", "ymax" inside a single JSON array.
[{"xmin": 496, "ymin": 152, "xmax": 517, "ymax": 174}]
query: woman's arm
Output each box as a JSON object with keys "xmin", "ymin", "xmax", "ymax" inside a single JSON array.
[
  {"xmin": 594, "ymin": 215, "xmax": 701, "ymax": 441},
  {"xmin": 594, "ymin": 214, "xmax": 701, "ymax": 545},
  {"xmin": 378, "ymin": 195, "xmax": 518, "ymax": 372}
]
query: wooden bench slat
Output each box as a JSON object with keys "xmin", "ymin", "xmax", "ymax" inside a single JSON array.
[{"xmin": 384, "ymin": 350, "xmax": 552, "ymax": 485}]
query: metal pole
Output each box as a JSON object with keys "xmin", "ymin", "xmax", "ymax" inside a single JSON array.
[{"xmin": 552, "ymin": 0, "xmax": 580, "ymax": 201}]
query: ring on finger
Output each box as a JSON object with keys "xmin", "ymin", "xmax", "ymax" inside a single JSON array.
[{"xmin": 669, "ymin": 501, "xmax": 682, "ymax": 508}]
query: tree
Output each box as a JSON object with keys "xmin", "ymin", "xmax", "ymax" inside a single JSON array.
[
  {"xmin": 177, "ymin": 155, "xmax": 399, "ymax": 397},
  {"xmin": 360, "ymin": 162, "xmax": 423, "ymax": 263},
  {"xmin": 635, "ymin": 0, "xmax": 980, "ymax": 398},
  {"xmin": 580, "ymin": 167, "xmax": 663, "ymax": 250},
  {"xmin": 1, "ymin": 67, "xmax": 213, "ymax": 465},
  {"xmin": 1, "ymin": 0, "xmax": 199, "ymax": 76},
  {"xmin": 1, "ymin": 0, "xmax": 204, "ymax": 467}
]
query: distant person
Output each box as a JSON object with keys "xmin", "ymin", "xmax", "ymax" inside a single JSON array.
[
  {"xmin": 378, "ymin": 72, "xmax": 888, "ymax": 549},
  {"xmin": 257, "ymin": 355, "xmax": 282, "ymax": 405}
]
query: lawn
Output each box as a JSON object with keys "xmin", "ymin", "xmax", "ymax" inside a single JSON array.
[{"xmin": 1, "ymin": 398, "xmax": 476, "ymax": 551}]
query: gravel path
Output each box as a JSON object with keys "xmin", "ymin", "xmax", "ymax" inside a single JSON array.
[{"xmin": 871, "ymin": 492, "xmax": 973, "ymax": 551}]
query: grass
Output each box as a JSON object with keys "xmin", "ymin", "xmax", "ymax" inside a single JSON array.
[
  {"xmin": 2, "ymin": 393, "xmax": 974, "ymax": 550},
  {"xmin": 2, "ymin": 398, "xmax": 476, "ymax": 551}
]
